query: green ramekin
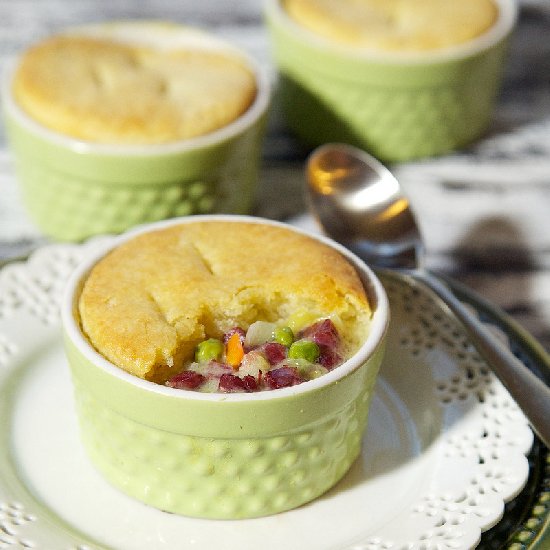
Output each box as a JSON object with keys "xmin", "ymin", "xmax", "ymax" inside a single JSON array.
[
  {"xmin": 2, "ymin": 24, "xmax": 271, "ymax": 242},
  {"xmin": 265, "ymin": 0, "xmax": 517, "ymax": 162},
  {"xmin": 61, "ymin": 215, "xmax": 389, "ymax": 519}
]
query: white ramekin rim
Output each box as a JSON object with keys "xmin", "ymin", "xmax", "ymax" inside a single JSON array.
[
  {"xmin": 61, "ymin": 214, "xmax": 390, "ymax": 403},
  {"xmin": 265, "ymin": 0, "xmax": 518, "ymax": 65},
  {"xmin": 2, "ymin": 22, "xmax": 271, "ymax": 157}
]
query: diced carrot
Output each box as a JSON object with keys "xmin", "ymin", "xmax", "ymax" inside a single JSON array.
[{"xmin": 226, "ymin": 332, "xmax": 244, "ymax": 369}]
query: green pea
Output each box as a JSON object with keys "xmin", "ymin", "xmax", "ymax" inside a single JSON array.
[
  {"xmin": 288, "ymin": 340, "xmax": 320, "ymax": 363},
  {"xmin": 272, "ymin": 326, "xmax": 294, "ymax": 347},
  {"xmin": 195, "ymin": 338, "xmax": 224, "ymax": 363}
]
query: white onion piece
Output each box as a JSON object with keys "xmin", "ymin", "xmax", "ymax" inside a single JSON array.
[{"xmin": 244, "ymin": 321, "xmax": 276, "ymax": 347}]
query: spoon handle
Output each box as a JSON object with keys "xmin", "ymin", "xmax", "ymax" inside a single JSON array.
[{"xmin": 407, "ymin": 269, "xmax": 550, "ymax": 448}]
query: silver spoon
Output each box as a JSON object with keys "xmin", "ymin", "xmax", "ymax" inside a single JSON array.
[{"xmin": 306, "ymin": 142, "xmax": 550, "ymax": 448}]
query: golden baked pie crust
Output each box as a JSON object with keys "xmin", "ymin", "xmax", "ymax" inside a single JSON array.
[
  {"xmin": 283, "ymin": 0, "xmax": 499, "ymax": 51},
  {"xmin": 78, "ymin": 222, "xmax": 371, "ymax": 382},
  {"xmin": 13, "ymin": 35, "xmax": 257, "ymax": 143}
]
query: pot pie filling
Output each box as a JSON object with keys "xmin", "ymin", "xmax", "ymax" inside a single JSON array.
[{"xmin": 167, "ymin": 317, "xmax": 344, "ymax": 392}]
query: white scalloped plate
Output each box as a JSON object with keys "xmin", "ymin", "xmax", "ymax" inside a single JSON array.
[{"xmin": 0, "ymin": 233, "xmax": 533, "ymax": 550}]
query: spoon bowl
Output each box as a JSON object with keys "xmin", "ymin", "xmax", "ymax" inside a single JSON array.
[
  {"xmin": 307, "ymin": 144, "xmax": 421, "ymax": 268},
  {"xmin": 306, "ymin": 143, "xmax": 550, "ymax": 448}
]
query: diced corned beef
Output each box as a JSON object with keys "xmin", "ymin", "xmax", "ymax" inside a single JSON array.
[
  {"xmin": 219, "ymin": 373, "xmax": 245, "ymax": 392},
  {"xmin": 300, "ymin": 319, "xmax": 340, "ymax": 349},
  {"xmin": 264, "ymin": 366, "xmax": 303, "ymax": 389},
  {"xmin": 242, "ymin": 375, "xmax": 258, "ymax": 392},
  {"xmin": 262, "ymin": 342, "xmax": 288, "ymax": 365},
  {"xmin": 318, "ymin": 347, "xmax": 342, "ymax": 370},
  {"xmin": 219, "ymin": 373, "xmax": 257, "ymax": 393},
  {"xmin": 166, "ymin": 370, "xmax": 206, "ymax": 389}
]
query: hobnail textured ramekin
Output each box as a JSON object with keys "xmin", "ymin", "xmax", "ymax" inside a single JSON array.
[
  {"xmin": 2, "ymin": 24, "xmax": 270, "ymax": 242},
  {"xmin": 61, "ymin": 215, "xmax": 389, "ymax": 519},
  {"xmin": 265, "ymin": 0, "xmax": 517, "ymax": 162}
]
